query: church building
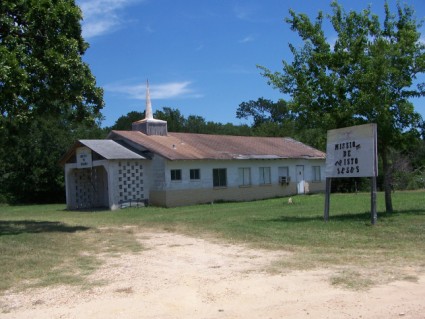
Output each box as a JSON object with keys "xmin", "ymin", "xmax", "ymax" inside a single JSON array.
[{"xmin": 60, "ymin": 83, "xmax": 326, "ymax": 209}]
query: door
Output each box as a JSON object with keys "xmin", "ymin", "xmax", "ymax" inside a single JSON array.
[{"xmin": 296, "ymin": 165, "xmax": 305, "ymax": 194}]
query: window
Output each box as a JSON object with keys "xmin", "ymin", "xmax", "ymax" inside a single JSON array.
[
  {"xmin": 190, "ymin": 169, "xmax": 200, "ymax": 180},
  {"xmin": 313, "ymin": 166, "xmax": 321, "ymax": 182},
  {"xmin": 170, "ymin": 169, "xmax": 182, "ymax": 181},
  {"xmin": 278, "ymin": 166, "xmax": 289, "ymax": 184},
  {"xmin": 259, "ymin": 167, "xmax": 271, "ymax": 185},
  {"xmin": 238, "ymin": 167, "xmax": 251, "ymax": 186},
  {"xmin": 213, "ymin": 168, "xmax": 227, "ymax": 187},
  {"xmin": 279, "ymin": 167, "xmax": 289, "ymax": 178}
]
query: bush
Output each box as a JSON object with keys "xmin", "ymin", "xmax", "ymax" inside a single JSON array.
[{"xmin": 406, "ymin": 169, "xmax": 425, "ymax": 190}]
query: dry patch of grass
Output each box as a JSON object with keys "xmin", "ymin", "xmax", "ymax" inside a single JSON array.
[
  {"xmin": 0, "ymin": 224, "xmax": 144, "ymax": 293},
  {"xmin": 114, "ymin": 286, "xmax": 134, "ymax": 294}
]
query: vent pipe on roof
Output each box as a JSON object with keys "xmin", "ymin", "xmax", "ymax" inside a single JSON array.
[{"xmin": 132, "ymin": 80, "xmax": 168, "ymax": 136}]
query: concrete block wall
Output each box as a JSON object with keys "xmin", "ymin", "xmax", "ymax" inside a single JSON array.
[{"xmin": 108, "ymin": 159, "xmax": 147, "ymax": 210}]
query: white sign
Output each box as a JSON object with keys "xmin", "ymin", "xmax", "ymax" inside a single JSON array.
[
  {"xmin": 76, "ymin": 147, "xmax": 92, "ymax": 168},
  {"xmin": 325, "ymin": 124, "xmax": 378, "ymax": 178}
]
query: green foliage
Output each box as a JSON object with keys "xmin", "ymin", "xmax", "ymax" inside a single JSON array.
[
  {"xmin": 0, "ymin": 0, "xmax": 105, "ymax": 203},
  {"xmin": 394, "ymin": 168, "xmax": 425, "ymax": 190},
  {"xmin": 237, "ymin": 98, "xmax": 294, "ymax": 126},
  {"xmin": 260, "ymin": 1, "xmax": 424, "ymax": 135},
  {"xmin": 408, "ymin": 138, "xmax": 425, "ymax": 169},
  {"xmin": 0, "ymin": 0, "xmax": 104, "ymax": 121},
  {"xmin": 154, "ymin": 107, "xmax": 186, "ymax": 132},
  {"xmin": 258, "ymin": 1, "xmax": 425, "ymax": 211},
  {"xmin": 236, "ymin": 98, "xmax": 326, "ymax": 148},
  {"xmin": 185, "ymin": 115, "xmax": 209, "ymax": 133},
  {"xmin": 110, "ymin": 111, "xmax": 144, "ymax": 130},
  {"xmin": 112, "ymin": 107, "xmax": 253, "ymax": 136},
  {"xmin": 0, "ymin": 116, "xmax": 106, "ymax": 203}
]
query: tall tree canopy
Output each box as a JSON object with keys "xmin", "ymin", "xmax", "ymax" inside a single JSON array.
[
  {"xmin": 259, "ymin": 1, "xmax": 425, "ymax": 212},
  {"xmin": 110, "ymin": 108, "xmax": 253, "ymax": 136},
  {"xmin": 111, "ymin": 111, "xmax": 145, "ymax": 130},
  {"xmin": 236, "ymin": 98, "xmax": 326, "ymax": 142},
  {"xmin": 0, "ymin": 0, "xmax": 105, "ymax": 203},
  {"xmin": 0, "ymin": 0, "xmax": 104, "ymax": 122}
]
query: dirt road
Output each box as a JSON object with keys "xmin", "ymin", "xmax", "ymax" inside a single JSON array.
[{"xmin": 1, "ymin": 231, "xmax": 424, "ymax": 318}]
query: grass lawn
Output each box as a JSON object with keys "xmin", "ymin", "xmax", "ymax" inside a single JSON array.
[{"xmin": 1, "ymin": 190, "xmax": 424, "ymax": 292}]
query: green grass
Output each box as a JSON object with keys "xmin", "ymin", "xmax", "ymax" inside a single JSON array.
[{"xmin": 1, "ymin": 191, "xmax": 424, "ymax": 292}]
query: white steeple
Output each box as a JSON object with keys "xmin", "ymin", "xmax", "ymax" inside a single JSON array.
[
  {"xmin": 145, "ymin": 79, "xmax": 153, "ymax": 120},
  {"xmin": 131, "ymin": 80, "xmax": 168, "ymax": 135}
]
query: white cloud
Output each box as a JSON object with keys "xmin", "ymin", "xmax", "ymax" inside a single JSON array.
[
  {"xmin": 105, "ymin": 81, "xmax": 203, "ymax": 100},
  {"xmin": 234, "ymin": 4, "xmax": 254, "ymax": 21},
  {"xmin": 239, "ymin": 35, "xmax": 255, "ymax": 43},
  {"xmin": 144, "ymin": 25, "xmax": 154, "ymax": 33},
  {"xmin": 78, "ymin": 0, "xmax": 144, "ymax": 38},
  {"xmin": 234, "ymin": 3, "xmax": 265, "ymax": 22}
]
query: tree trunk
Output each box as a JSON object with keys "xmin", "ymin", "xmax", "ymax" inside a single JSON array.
[{"xmin": 382, "ymin": 148, "xmax": 393, "ymax": 213}]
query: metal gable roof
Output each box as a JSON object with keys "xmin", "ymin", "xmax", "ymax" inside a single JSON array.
[
  {"xmin": 78, "ymin": 140, "xmax": 145, "ymax": 160},
  {"xmin": 108, "ymin": 131, "xmax": 326, "ymax": 161},
  {"xmin": 60, "ymin": 139, "xmax": 145, "ymax": 165}
]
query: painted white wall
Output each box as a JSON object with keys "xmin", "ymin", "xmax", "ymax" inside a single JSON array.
[
  {"xmin": 162, "ymin": 158, "xmax": 326, "ymax": 190},
  {"xmin": 148, "ymin": 155, "xmax": 166, "ymax": 191},
  {"xmin": 65, "ymin": 155, "xmax": 325, "ymax": 209}
]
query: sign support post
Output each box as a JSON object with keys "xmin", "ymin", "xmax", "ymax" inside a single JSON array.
[
  {"xmin": 371, "ymin": 176, "xmax": 377, "ymax": 225},
  {"xmin": 324, "ymin": 178, "xmax": 331, "ymax": 221}
]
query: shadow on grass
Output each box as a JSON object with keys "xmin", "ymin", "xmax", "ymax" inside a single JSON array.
[
  {"xmin": 393, "ymin": 209, "xmax": 425, "ymax": 216},
  {"xmin": 267, "ymin": 212, "xmax": 370, "ymax": 223},
  {"xmin": 266, "ymin": 208, "xmax": 425, "ymax": 223},
  {"xmin": 0, "ymin": 220, "xmax": 90, "ymax": 236},
  {"xmin": 61, "ymin": 207, "xmax": 111, "ymax": 213}
]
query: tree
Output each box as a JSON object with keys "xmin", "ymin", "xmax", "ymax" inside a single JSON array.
[
  {"xmin": 0, "ymin": 0, "xmax": 104, "ymax": 203},
  {"xmin": 110, "ymin": 111, "xmax": 144, "ymax": 130},
  {"xmin": 208, "ymin": 122, "xmax": 252, "ymax": 136},
  {"xmin": 259, "ymin": 1, "xmax": 425, "ymax": 212},
  {"xmin": 185, "ymin": 115, "xmax": 208, "ymax": 133},
  {"xmin": 237, "ymin": 98, "xmax": 294, "ymax": 127},
  {"xmin": 1, "ymin": 0, "xmax": 104, "ymax": 121},
  {"xmin": 0, "ymin": 117, "xmax": 105, "ymax": 203},
  {"xmin": 112, "ymin": 108, "xmax": 254, "ymax": 136},
  {"xmin": 154, "ymin": 107, "xmax": 186, "ymax": 132},
  {"xmin": 237, "ymin": 98, "xmax": 327, "ymax": 147}
]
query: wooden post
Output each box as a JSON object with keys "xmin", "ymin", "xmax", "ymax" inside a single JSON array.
[
  {"xmin": 324, "ymin": 178, "xmax": 332, "ymax": 221},
  {"xmin": 371, "ymin": 176, "xmax": 377, "ymax": 225}
]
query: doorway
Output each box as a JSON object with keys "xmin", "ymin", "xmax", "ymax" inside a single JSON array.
[
  {"xmin": 296, "ymin": 165, "xmax": 305, "ymax": 194},
  {"xmin": 71, "ymin": 165, "xmax": 109, "ymax": 209}
]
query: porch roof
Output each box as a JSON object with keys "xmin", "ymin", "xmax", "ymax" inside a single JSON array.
[{"xmin": 60, "ymin": 139, "xmax": 145, "ymax": 165}]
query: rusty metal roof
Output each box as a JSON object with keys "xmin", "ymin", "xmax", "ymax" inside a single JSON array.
[{"xmin": 108, "ymin": 131, "xmax": 326, "ymax": 161}]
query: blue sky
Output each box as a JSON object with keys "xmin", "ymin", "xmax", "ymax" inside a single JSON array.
[{"xmin": 77, "ymin": 0, "xmax": 425, "ymax": 128}]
